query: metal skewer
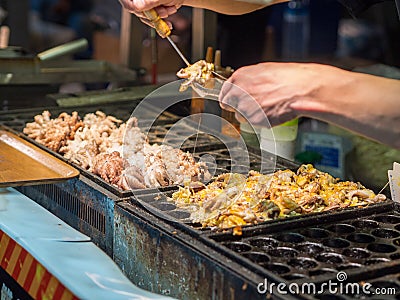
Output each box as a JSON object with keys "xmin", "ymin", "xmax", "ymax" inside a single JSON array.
[
  {"xmin": 143, "ymin": 9, "xmax": 191, "ymax": 67},
  {"xmin": 166, "ymin": 36, "xmax": 190, "ymax": 66},
  {"xmin": 378, "ymin": 181, "xmax": 389, "ymax": 195}
]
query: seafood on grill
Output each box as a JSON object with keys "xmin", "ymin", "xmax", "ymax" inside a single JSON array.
[
  {"xmin": 92, "ymin": 151, "xmax": 128, "ymax": 186},
  {"xmin": 176, "ymin": 60, "xmax": 214, "ymax": 92},
  {"xmin": 23, "ymin": 111, "xmax": 210, "ymax": 190},
  {"xmin": 169, "ymin": 164, "xmax": 387, "ymax": 230},
  {"xmin": 23, "ymin": 110, "xmax": 83, "ymax": 152}
]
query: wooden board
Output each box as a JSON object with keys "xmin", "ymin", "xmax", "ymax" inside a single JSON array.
[{"xmin": 0, "ymin": 130, "xmax": 79, "ymax": 187}]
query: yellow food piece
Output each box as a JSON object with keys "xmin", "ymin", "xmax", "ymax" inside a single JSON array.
[{"xmin": 169, "ymin": 164, "xmax": 386, "ymax": 230}]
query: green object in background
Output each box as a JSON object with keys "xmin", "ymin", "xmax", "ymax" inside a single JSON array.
[
  {"xmin": 282, "ymin": 118, "xmax": 299, "ymax": 127},
  {"xmin": 295, "ymin": 151, "xmax": 323, "ymax": 164},
  {"xmin": 261, "ymin": 118, "xmax": 299, "ymax": 141}
]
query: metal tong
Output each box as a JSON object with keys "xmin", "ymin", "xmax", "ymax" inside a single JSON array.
[
  {"xmin": 143, "ymin": 10, "xmax": 228, "ymax": 98},
  {"xmin": 190, "ymin": 47, "xmax": 230, "ymax": 99},
  {"xmin": 190, "ymin": 77, "xmax": 225, "ymax": 100}
]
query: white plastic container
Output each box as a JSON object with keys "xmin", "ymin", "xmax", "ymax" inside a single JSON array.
[{"xmin": 260, "ymin": 119, "xmax": 298, "ymax": 160}]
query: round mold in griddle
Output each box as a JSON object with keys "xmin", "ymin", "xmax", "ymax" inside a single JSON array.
[
  {"xmin": 372, "ymin": 215, "xmax": 400, "ymax": 224},
  {"xmin": 151, "ymin": 202, "xmax": 176, "ymax": 211},
  {"xmin": 275, "ymin": 233, "xmax": 305, "ymax": 243},
  {"xmin": 346, "ymin": 233, "xmax": 376, "ymax": 243},
  {"xmin": 315, "ymin": 252, "xmax": 345, "ymax": 264},
  {"xmin": 155, "ymin": 133, "xmax": 167, "ymax": 139},
  {"xmin": 268, "ymin": 247, "xmax": 299, "ymax": 258},
  {"xmin": 371, "ymin": 281, "xmax": 400, "ymax": 291},
  {"xmin": 323, "ymin": 238, "xmax": 351, "ymax": 248},
  {"xmin": 371, "ymin": 228, "xmax": 400, "ymax": 239},
  {"xmin": 263, "ymin": 263, "xmax": 291, "ymax": 275},
  {"xmin": 166, "ymin": 210, "xmax": 191, "ymax": 220},
  {"xmin": 342, "ymin": 248, "xmax": 371, "ymax": 259},
  {"xmin": 204, "ymin": 165, "xmax": 218, "ymax": 178},
  {"xmin": 282, "ymin": 273, "xmax": 309, "ymax": 281},
  {"xmin": 309, "ymin": 268, "xmax": 337, "ymax": 277},
  {"xmin": 248, "ymin": 237, "xmax": 279, "ymax": 251},
  {"xmin": 390, "ymin": 253, "xmax": 400, "ymax": 260},
  {"xmin": 241, "ymin": 251, "xmax": 270, "ymax": 264},
  {"xmin": 197, "ymin": 153, "xmax": 218, "ymax": 161},
  {"xmin": 364, "ymin": 257, "xmax": 391, "ymax": 265},
  {"xmin": 336, "ymin": 263, "xmax": 362, "ymax": 271},
  {"xmin": 222, "ymin": 242, "xmax": 252, "ymax": 253},
  {"xmin": 352, "ymin": 219, "xmax": 380, "ymax": 229},
  {"xmin": 301, "ymin": 228, "xmax": 331, "ymax": 239},
  {"xmin": 326, "ymin": 224, "xmax": 356, "ymax": 234},
  {"xmin": 367, "ymin": 243, "xmax": 397, "ymax": 253},
  {"xmin": 287, "ymin": 257, "xmax": 318, "ymax": 270},
  {"xmin": 296, "ymin": 242, "xmax": 325, "ymax": 255},
  {"xmin": 314, "ymin": 294, "xmax": 347, "ymax": 300}
]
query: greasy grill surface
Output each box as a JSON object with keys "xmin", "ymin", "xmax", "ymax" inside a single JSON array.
[
  {"xmin": 3, "ymin": 102, "xmax": 399, "ymax": 298},
  {"xmin": 131, "ymin": 190, "xmax": 393, "ymax": 232},
  {"xmin": 0, "ymin": 102, "xmax": 179, "ymax": 197},
  {"xmin": 144, "ymin": 122, "xmax": 228, "ymax": 149},
  {"xmin": 117, "ymin": 196, "xmax": 398, "ymax": 299},
  {"xmin": 1, "ymin": 100, "xmax": 295, "ymax": 199},
  {"xmin": 129, "ymin": 143, "xmax": 299, "ymax": 228},
  {"xmin": 0, "ymin": 101, "xmax": 177, "ymax": 132}
]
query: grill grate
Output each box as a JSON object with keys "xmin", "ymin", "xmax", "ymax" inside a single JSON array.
[
  {"xmin": 28, "ymin": 184, "xmax": 106, "ymax": 234},
  {"xmin": 129, "ymin": 142, "xmax": 298, "ymax": 228},
  {"xmin": 0, "ymin": 101, "xmax": 178, "ymax": 132},
  {"xmin": 16, "ymin": 177, "xmax": 121, "ymax": 256},
  {"xmin": 202, "ymin": 204, "xmax": 400, "ymax": 288},
  {"xmin": 0, "ymin": 101, "xmax": 181, "ymax": 198}
]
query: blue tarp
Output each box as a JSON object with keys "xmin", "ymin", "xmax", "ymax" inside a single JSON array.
[{"xmin": 0, "ymin": 187, "xmax": 172, "ymax": 300}]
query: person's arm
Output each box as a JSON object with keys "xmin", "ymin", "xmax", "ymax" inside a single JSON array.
[
  {"xmin": 294, "ymin": 66, "xmax": 400, "ymax": 149},
  {"xmin": 119, "ymin": 0, "xmax": 287, "ymax": 19},
  {"xmin": 184, "ymin": 0, "xmax": 287, "ymax": 15},
  {"xmin": 219, "ymin": 62, "xmax": 400, "ymax": 149}
]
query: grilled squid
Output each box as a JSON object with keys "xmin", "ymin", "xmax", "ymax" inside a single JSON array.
[
  {"xmin": 169, "ymin": 164, "xmax": 387, "ymax": 231},
  {"xmin": 176, "ymin": 60, "xmax": 214, "ymax": 91}
]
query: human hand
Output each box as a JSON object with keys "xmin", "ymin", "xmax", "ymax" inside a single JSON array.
[
  {"xmin": 119, "ymin": 0, "xmax": 183, "ymax": 19},
  {"xmin": 219, "ymin": 62, "xmax": 338, "ymax": 127}
]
